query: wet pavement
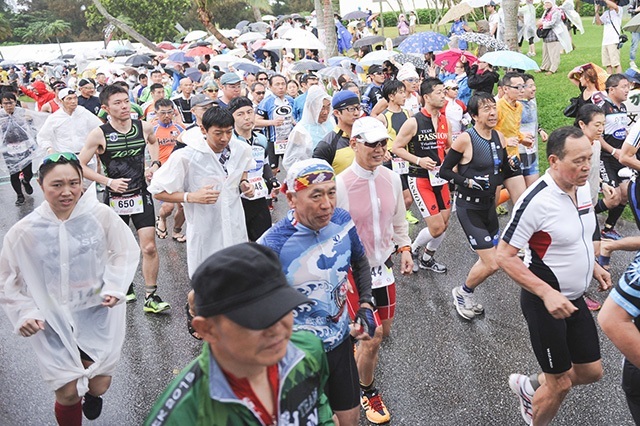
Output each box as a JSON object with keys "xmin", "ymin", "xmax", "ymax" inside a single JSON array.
[{"xmin": 0, "ymin": 180, "xmax": 637, "ymax": 425}]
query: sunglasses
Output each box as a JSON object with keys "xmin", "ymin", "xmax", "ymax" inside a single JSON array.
[
  {"xmin": 42, "ymin": 152, "xmax": 79, "ymax": 165},
  {"xmin": 448, "ymin": 87, "xmax": 459, "ymax": 90},
  {"xmin": 254, "ymin": 91, "xmax": 266, "ymax": 95},
  {"xmin": 205, "ymin": 89, "xmax": 218, "ymax": 93},
  {"xmin": 360, "ymin": 139, "xmax": 387, "ymax": 149},
  {"xmin": 258, "ymin": 78, "xmax": 268, "ymax": 81}
]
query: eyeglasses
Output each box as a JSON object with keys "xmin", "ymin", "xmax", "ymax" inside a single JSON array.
[
  {"xmin": 404, "ymin": 78, "xmax": 419, "ymax": 83},
  {"xmin": 205, "ymin": 89, "xmax": 218, "ymax": 93},
  {"xmin": 448, "ymin": 87, "xmax": 459, "ymax": 90},
  {"xmin": 372, "ymin": 72, "xmax": 384, "ymax": 76},
  {"xmin": 254, "ymin": 91, "xmax": 265, "ymax": 95},
  {"xmin": 360, "ymin": 139, "xmax": 387, "ymax": 149},
  {"xmin": 42, "ymin": 152, "xmax": 79, "ymax": 166},
  {"xmin": 157, "ymin": 110, "xmax": 174, "ymax": 115},
  {"xmin": 258, "ymin": 78, "xmax": 268, "ymax": 81},
  {"xmin": 340, "ymin": 105, "xmax": 362, "ymax": 113},
  {"xmin": 507, "ymin": 84, "xmax": 526, "ymax": 90}
]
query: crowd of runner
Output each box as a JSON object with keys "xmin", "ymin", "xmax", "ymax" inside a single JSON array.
[{"xmin": 5, "ymin": 8, "xmax": 640, "ymax": 425}]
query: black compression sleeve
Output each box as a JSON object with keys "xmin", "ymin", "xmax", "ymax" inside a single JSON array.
[
  {"xmin": 439, "ymin": 149, "xmax": 467, "ymax": 187},
  {"xmin": 351, "ymin": 254, "xmax": 372, "ymax": 301}
]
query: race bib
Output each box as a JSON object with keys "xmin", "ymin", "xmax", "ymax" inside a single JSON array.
[
  {"xmin": 109, "ymin": 193, "xmax": 143, "ymax": 215},
  {"xmin": 274, "ymin": 139, "xmax": 288, "ymax": 155},
  {"xmin": 246, "ymin": 175, "xmax": 269, "ymax": 200},
  {"xmin": 428, "ymin": 166, "xmax": 448, "ymax": 187},
  {"xmin": 370, "ymin": 264, "xmax": 394, "ymax": 289},
  {"xmin": 391, "ymin": 157, "xmax": 409, "ymax": 175}
]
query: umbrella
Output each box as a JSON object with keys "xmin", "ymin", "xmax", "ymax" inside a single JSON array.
[
  {"xmin": 251, "ymin": 39, "xmax": 268, "ymax": 51},
  {"xmin": 262, "ymin": 14, "xmax": 277, "ymax": 21},
  {"xmin": 282, "ymin": 29, "xmax": 326, "ymax": 50},
  {"xmin": 168, "ymin": 51, "xmax": 195, "ymax": 63},
  {"xmin": 438, "ymin": 2, "xmax": 473, "ymax": 25},
  {"xmin": 157, "ymin": 41, "xmax": 177, "ymax": 50},
  {"xmin": 58, "ymin": 54, "xmax": 75, "ymax": 59},
  {"xmin": 398, "ymin": 32, "xmax": 449, "ymax": 54},
  {"xmin": 343, "ymin": 10, "xmax": 369, "ymax": 20},
  {"xmin": 232, "ymin": 61, "xmax": 265, "ymax": 74},
  {"xmin": 457, "ymin": 32, "xmax": 509, "ymax": 51},
  {"xmin": 184, "ymin": 67, "xmax": 202, "ymax": 82},
  {"xmin": 352, "ymin": 35, "xmax": 386, "ymax": 49},
  {"xmin": 392, "ymin": 35, "xmax": 408, "ymax": 47},
  {"xmin": 360, "ymin": 50, "xmax": 398, "ymax": 66},
  {"xmin": 625, "ymin": 13, "xmax": 640, "ymax": 33},
  {"xmin": 125, "ymin": 54, "xmax": 153, "ymax": 67},
  {"xmin": 434, "ymin": 49, "xmax": 477, "ymax": 73},
  {"xmin": 262, "ymin": 39, "xmax": 286, "ymax": 51},
  {"xmin": 236, "ymin": 20, "xmax": 250, "ymax": 30},
  {"xmin": 317, "ymin": 66, "xmax": 359, "ymax": 81},
  {"xmin": 291, "ymin": 59, "xmax": 326, "ymax": 72},
  {"xmin": 186, "ymin": 46, "xmax": 214, "ymax": 57},
  {"xmin": 114, "ymin": 48, "xmax": 136, "ymax": 57},
  {"xmin": 48, "ymin": 59, "xmax": 67, "ymax": 66},
  {"xmin": 236, "ymin": 32, "xmax": 265, "ymax": 44},
  {"xmin": 328, "ymin": 56, "xmax": 359, "ymax": 67},
  {"xmin": 183, "ymin": 30, "xmax": 208, "ymax": 42},
  {"xmin": 219, "ymin": 29, "xmax": 241, "ymax": 38},
  {"xmin": 188, "ymin": 41, "xmax": 210, "ymax": 48},
  {"xmin": 392, "ymin": 53, "xmax": 426, "ymax": 69},
  {"xmin": 82, "ymin": 59, "xmax": 112, "ymax": 71},
  {"xmin": 479, "ymin": 51, "xmax": 539, "ymax": 71},
  {"xmin": 248, "ymin": 22, "xmax": 269, "ymax": 33},
  {"xmin": 210, "ymin": 54, "xmax": 253, "ymax": 68}
]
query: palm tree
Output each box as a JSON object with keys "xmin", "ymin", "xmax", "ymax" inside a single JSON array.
[
  {"xmin": 246, "ymin": 0, "xmax": 272, "ymax": 23},
  {"xmin": 91, "ymin": 0, "xmax": 163, "ymax": 52},
  {"xmin": 501, "ymin": 0, "xmax": 519, "ymax": 51},
  {"xmin": 191, "ymin": 0, "xmax": 236, "ymax": 49},
  {"xmin": 0, "ymin": 13, "xmax": 12, "ymax": 41},
  {"xmin": 314, "ymin": 0, "xmax": 338, "ymax": 61},
  {"xmin": 37, "ymin": 20, "xmax": 71, "ymax": 56}
]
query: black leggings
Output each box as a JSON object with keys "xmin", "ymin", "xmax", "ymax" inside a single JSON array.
[{"xmin": 10, "ymin": 163, "xmax": 33, "ymax": 196}]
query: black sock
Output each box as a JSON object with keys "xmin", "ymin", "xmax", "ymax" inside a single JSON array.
[
  {"xmin": 605, "ymin": 204, "xmax": 625, "ymax": 229},
  {"xmin": 594, "ymin": 199, "xmax": 608, "ymax": 214},
  {"xmin": 360, "ymin": 380, "xmax": 375, "ymax": 393}
]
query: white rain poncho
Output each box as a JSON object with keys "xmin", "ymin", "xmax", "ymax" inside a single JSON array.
[
  {"xmin": 0, "ymin": 185, "xmax": 139, "ymax": 395},
  {"xmin": 36, "ymin": 105, "xmax": 102, "ymax": 154},
  {"xmin": 282, "ymin": 85, "xmax": 335, "ymax": 171},
  {"xmin": 148, "ymin": 133, "xmax": 254, "ymax": 277},
  {"xmin": 0, "ymin": 107, "xmax": 48, "ymax": 175}
]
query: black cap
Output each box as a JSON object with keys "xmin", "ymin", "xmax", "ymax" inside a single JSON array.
[
  {"xmin": 368, "ymin": 64, "xmax": 383, "ymax": 75},
  {"xmin": 191, "ymin": 243, "xmax": 310, "ymax": 330}
]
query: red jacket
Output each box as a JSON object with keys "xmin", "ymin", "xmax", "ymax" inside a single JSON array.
[{"xmin": 19, "ymin": 81, "xmax": 55, "ymax": 111}]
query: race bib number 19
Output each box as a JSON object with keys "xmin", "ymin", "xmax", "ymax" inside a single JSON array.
[{"xmin": 109, "ymin": 193, "xmax": 144, "ymax": 215}]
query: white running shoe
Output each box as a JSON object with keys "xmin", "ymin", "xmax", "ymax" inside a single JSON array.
[
  {"xmin": 452, "ymin": 286, "xmax": 476, "ymax": 320},
  {"xmin": 509, "ymin": 374, "xmax": 534, "ymax": 425}
]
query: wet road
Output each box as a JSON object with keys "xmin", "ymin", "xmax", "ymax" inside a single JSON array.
[{"xmin": 0, "ymin": 180, "xmax": 637, "ymax": 425}]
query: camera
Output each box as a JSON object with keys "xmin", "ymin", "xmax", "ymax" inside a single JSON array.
[{"xmin": 618, "ymin": 34, "xmax": 628, "ymax": 50}]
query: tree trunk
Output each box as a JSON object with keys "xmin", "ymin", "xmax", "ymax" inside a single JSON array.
[
  {"xmin": 252, "ymin": 6, "xmax": 262, "ymax": 22},
  {"xmin": 319, "ymin": 0, "xmax": 338, "ymax": 61},
  {"xmin": 56, "ymin": 36, "xmax": 63, "ymax": 56},
  {"xmin": 90, "ymin": 0, "xmax": 163, "ymax": 52},
  {"xmin": 502, "ymin": 0, "xmax": 519, "ymax": 51},
  {"xmin": 192, "ymin": 0, "xmax": 236, "ymax": 49}
]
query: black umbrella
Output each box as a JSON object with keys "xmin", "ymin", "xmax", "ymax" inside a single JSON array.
[
  {"xmin": 392, "ymin": 35, "xmax": 408, "ymax": 47},
  {"xmin": 58, "ymin": 54, "xmax": 75, "ymax": 59},
  {"xmin": 393, "ymin": 53, "xmax": 426, "ymax": 70},
  {"xmin": 236, "ymin": 20, "xmax": 250, "ymax": 30},
  {"xmin": 249, "ymin": 22, "xmax": 269, "ymax": 32},
  {"xmin": 291, "ymin": 13, "xmax": 305, "ymax": 21},
  {"xmin": 352, "ymin": 35, "xmax": 386, "ymax": 49},
  {"xmin": 188, "ymin": 41, "xmax": 210, "ymax": 48},
  {"xmin": 114, "ymin": 48, "xmax": 136, "ymax": 57},
  {"xmin": 343, "ymin": 10, "xmax": 369, "ymax": 21},
  {"xmin": 291, "ymin": 59, "xmax": 326, "ymax": 72},
  {"xmin": 125, "ymin": 54, "xmax": 153, "ymax": 67}
]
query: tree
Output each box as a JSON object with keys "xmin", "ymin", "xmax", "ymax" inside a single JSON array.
[
  {"xmin": 190, "ymin": 0, "xmax": 238, "ymax": 49},
  {"xmin": 38, "ymin": 19, "xmax": 71, "ymax": 55},
  {"xmin": 501, "ymin": 0, "xmax": 519, "ymax": 51},
  {"xmin": 89, "ymin": 0, "xmax": 163, "ymax": 51},
  {"xmin": 246, "ymin": 0, "xmax": 272, "ymax": 23},
  {"xmin": 315, "ymin": 0, "xmax": 337, "ymax": 61},
  {"xmin": 0, "ymin": 12, "xmax": 12, "ymax": 40}
]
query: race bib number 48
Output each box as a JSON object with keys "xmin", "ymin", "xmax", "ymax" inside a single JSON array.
[{"xmin": 109, "ymin": 193, "xmax": 143, "ymax": 215}]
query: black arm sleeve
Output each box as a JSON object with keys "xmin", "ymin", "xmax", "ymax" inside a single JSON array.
[
  {"xmin": 439, "ymin": 148, "xmax": 467, "ymax": 187},
  {"xmin": 351, "ymin": 254, "xmax": 372, "ymax": 302}
]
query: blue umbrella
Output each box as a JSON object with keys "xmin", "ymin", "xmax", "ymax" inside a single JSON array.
[
  {"xmin": 168, "ymin": 51, "xmax": 195, "ymax": 63},
  {"xmin": 327, "ymin": 56, "xmax": 363, "ymax": 73},
  {"xmin": 479, "ymin": 51, "xmax": 540, "ymax": 71},
  {"xmin": 232, "ymin": 62, "xmax": 265, "ymax": 74},
  {"xmin": 184, "ymin": 67, "xmax": 201, "ymax": 82},
  {"xmin": 398, "ymin": 32, "xmax": 449, "ymax": 54}
]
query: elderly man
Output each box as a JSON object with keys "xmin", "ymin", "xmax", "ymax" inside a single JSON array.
[
  {"xmin": 171, "ymin": 77, "xmax": 195, "ymax": 125},
  {"xmin": 217, "ymin": 73, "xmax": 243, "ymax": 109},
  {"xmin": 76, "ymin": 78, "xmax": 101, "ymax": 116},
  {"xmin": 259, "ymin": 158, "xmax": 376, "ymax": 426},
  {"xmin": 145, "ymin": 243, "xmax": 333, "ymax": 425},
  {"xmin": 497, "ymin": 127, "xmax": 611, "ymax": 426}
]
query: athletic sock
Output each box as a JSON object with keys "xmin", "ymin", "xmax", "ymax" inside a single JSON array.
[
  {"xmin": 55, "ymin": 401, "xmax": 82, "ymax": 426},
  {"xmin": 462, "ymin": 284, "xmax": 474, "ymax": 294},
  {"xmin": 412, "ymin": 227, "xmax": 434, "ymax": 252},
  {"xmin": 421, "ymin": 249, "xmax": 434, "ymax": 262},
  {"xmin": 426, "ymin": 231, "xmax": 446, "ymax": 252},
  {"xmin": 528, "ymin": 373, "xmax": 541, "ymax": 392},
  {"xmin": 594, "ymin": 199, "xmax": 608, "ymax": 214},
  {"xmin": 605, "ymin": 204, "xmax": 625, "ymax": 229},
  {"xmin": 360, "ymin": 380, "xmax": 375, "ymax": 394}
]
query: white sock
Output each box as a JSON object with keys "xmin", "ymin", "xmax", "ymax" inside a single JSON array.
[
  {"xmin": 411, "ymin": 227, "xmax": 434, "ymax": 252},
  {"xmin": 426, "ymin": 231, "xmax": 446, "ymax": 252}
]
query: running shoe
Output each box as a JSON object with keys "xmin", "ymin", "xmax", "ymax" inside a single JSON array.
[
  {"xmin": 508, "ymin": 374, "xmax": 534, "ymax": 425},
  {"xmin": 15, "ymin": 195, "xmax": 25, "ymax": 206},
  {"xmin": 126, "ymin": 284, "xmax": 136, "ymax": 302},
  {"xmin": 82, "ymin": 393, "xmax": 103, "ymax": 420},
  {"xmin": 601, "ymin": 228, "xmax": 622, "ymax": 241},
  {"xmin": 405, "ymin": 210, "xmax": 420, "ymax": 224},
  {"xmin": 585, "ymin": 295, "xmax": 602, "ymax": 311},
  {"xmin": 419, "ymin": 256, "xmax": 447, "ymax": 273},
  {"xmin": 411, "ymin": 249, "xmax": 421, "ymax": 273},
  {"xmin": 452, "ymin": 286, "xmax": 477, "ymax": 320},
  {"xmin": 496, "ymin": 205, "xmax": 509, "ymax": 216},
  {"xmin": 361, "ymin": 389, "xmax": 391, "ymax": 424},
  {"xmin": 143, "ymin": 292, "xmax": 171, "ymax": 313},
  {"xmin": 21, "ymin": 179, "xmax": 33, "ymax": 195}
]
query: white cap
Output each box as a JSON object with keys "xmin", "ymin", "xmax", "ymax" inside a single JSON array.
[
  {"xmin": 397, "ymin": 63, "xmax": 419, "ymax": 81},
  {"xmin": 352, "ymin": 117, "xmax": 390, "ymax": 143},
  {"xmin": 58, "ymin": 88, "xmax": 76, "ymax": 100}
]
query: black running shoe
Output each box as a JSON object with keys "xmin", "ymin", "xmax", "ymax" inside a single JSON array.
[{"xmin": 82, "ymin": 393, "xmax": 103, "ymax": 420}]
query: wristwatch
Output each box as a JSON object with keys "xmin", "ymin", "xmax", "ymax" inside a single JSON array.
[{"xmin": 359, "ymin": 295, "xmax": 376, "ymax": 309}]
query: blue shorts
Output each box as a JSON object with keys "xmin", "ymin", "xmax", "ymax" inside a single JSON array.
[{"xmin": 521, "ymin": 152, "xmax": 539, "ymax": 177}]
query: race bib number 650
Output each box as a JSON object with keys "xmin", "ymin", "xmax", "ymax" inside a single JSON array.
[{"xmin": 109, "ymin": 193, "xmax": 143, "ymax": 215}]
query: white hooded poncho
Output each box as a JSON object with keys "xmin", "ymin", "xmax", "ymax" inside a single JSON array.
[
  {"xmin": 148, "ymin": 132, "xmax": 254, "ymax": 277},
  {"xmin": 283, "ymin": 85, "xmax": 335, "ymax": 171},
  {"xmin": 0, "ymin": 186, "xmax": 139, "ymax": 395}
]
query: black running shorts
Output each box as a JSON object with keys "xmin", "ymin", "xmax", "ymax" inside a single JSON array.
[
  {"xmin": 520, "ymin": 289, "xmax": 601, "ymax": 374},
  {"xmin": 455, "ymin": 198, "xmax": 499, "ymax": 250},
  {"xmin": 325, "ymin": 337, "xmax": 360, "ymax": 411},
  {"xmin": 106, "ymin": 189, "xmax": 156, "ymax": 230}
]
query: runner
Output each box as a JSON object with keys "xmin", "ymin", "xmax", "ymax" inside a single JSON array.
[
  {"xmin": 0, "ymin": 152, "xmax": 139, "ymax": 425},
  {"xmin": 144, "ymin": 243, "xmax": 333, "ymax": 426},
  {"xmin": 171, "ymin": 77, "xmax": 194, "ymax": 125},
  {"xmin": 79, "ymin": 84, "xmax": 170, "ymax": 313},
  {"xmin": 76, "ymin": 78, "xmax": 101, "ymax": 116},
  {"xmin": 392, "ymin": 77, "xmax": 451, "ymax": 273},
  {"xmin": 362, "ymin": 65, "xmax": 386, "ymax": 116},
  {"xmin": 337, "ymin": 117, "xmax": 414, "ymax": 424},
  {"xmin": 496, "ymin": 126, "xmax": 611, "ymax": 425},
  {"xmin": 217, "ymin": 72, "xmax": 243, "ymax": 109},
  {"xmin": 258, "ymin": 158, "xmax": 376, "ymax": 426}
]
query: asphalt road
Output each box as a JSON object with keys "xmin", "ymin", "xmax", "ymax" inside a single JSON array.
[{"xmin": 0, "ymin": 179, "xmax": 638, "ymax": 425}]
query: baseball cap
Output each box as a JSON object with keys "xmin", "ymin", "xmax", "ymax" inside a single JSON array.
[
  {"xmin": 282, "ymin": 158, "xmax": 335, "ymax": 193},
  {"xmin": 203, "ymin": 80, "xmax": 219, "ymax": 91},
  {"xmin": 332, "ymin": 90, "xmax": 360, "ymax": 110},
  {"xmin": 78, "ymin": 78, "xmax": 94, "ymax": 87},
  {"xmin": 191, "ymin": 242, "xmax": 310, "ymax": 329},
  {"xmin": 624, "ymin": 68, "xmax": 640, "ymax": 85},
  {"xmin": 58, "ymin": 88, "xmax": 76, "ymax": 100},
  {"xmin": 190, "ymin": 93, "xmax": 215, "ymax": 108},
  {"xmin": 444, "ymin": 79, "xmax": 458, "ymax": 89},
  {"xmin": 301, "ymin": 73, "xmax": 319, "ymax": 83},
  {"xmin": 284, "ymin": 52, "xmax": 295, "ymax": 59},
  {"xmin": 352, "ymin": 117, "xmax": 390, "ymax": 143},
  {"xmin": 397, "ymin": 63, "xmax": 419, "ymax": 81},
  {"xmin": 220, "ymin": 72, "xmax": 241, "ymax": 85},
  {"xmin": 51, "ymin": 81, "xmax": 67, "ymax": 91},
  {"xmin": 368, "ymin": 64, "xmax": 383, "ymax": 75}
]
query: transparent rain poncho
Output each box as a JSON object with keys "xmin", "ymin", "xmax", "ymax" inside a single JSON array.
[
  {"xmin": 0, "ymin": 107, "xmax": 48, "ymax": 175},
  {"xmin": 0, "ymin": 187, "xmax": 140, "ymax": 395},
  {"xmin": 283, "ymin": 86, "xmax": 335, "ymax": 171}
]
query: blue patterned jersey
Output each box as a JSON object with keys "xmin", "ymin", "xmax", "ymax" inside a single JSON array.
[
  {"xmin": 611, "ymin": 251, "xmax": 640, "ymax": 327},
  {"xmin": 259, "ymin": 208, "xmax": 367, "ymax": 351}
]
